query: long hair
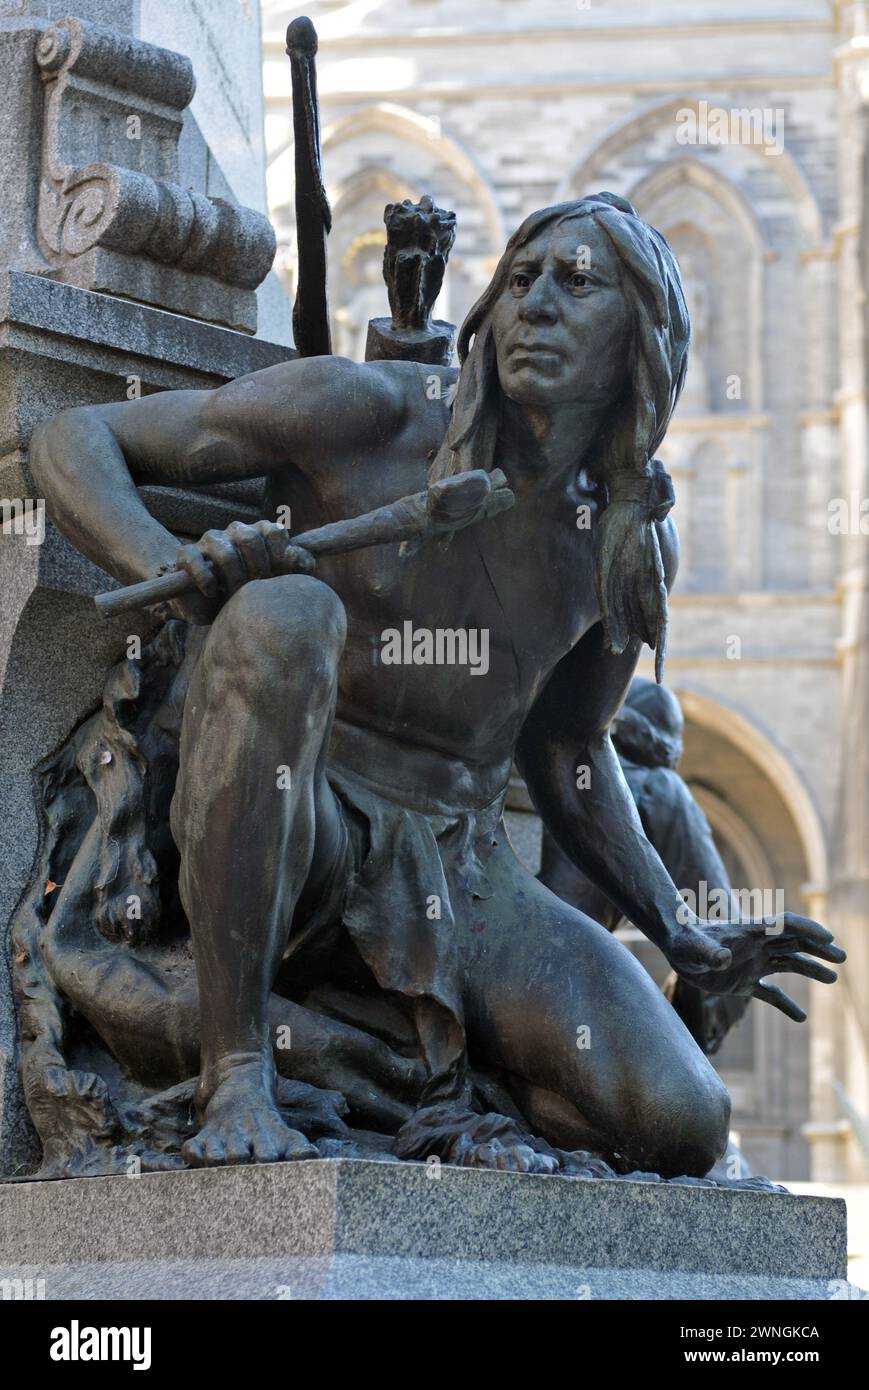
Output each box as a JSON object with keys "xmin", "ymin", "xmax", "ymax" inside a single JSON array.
[{"xmin": 428, "ymin": 192, "xmax": 690, "ymax": 681}]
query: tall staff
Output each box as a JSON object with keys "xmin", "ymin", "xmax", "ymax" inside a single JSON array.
[{"xmin": 286, "ymin": 16, "xmax": 332, "ymax": 357}]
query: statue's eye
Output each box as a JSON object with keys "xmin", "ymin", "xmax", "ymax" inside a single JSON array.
[
  {"xmin": 569, "ymin": 272, "xmax": 590, "ymax": 290},
  {"xmin": 511, "ymin": 272, "xmax": 532, "ymax": 293}
]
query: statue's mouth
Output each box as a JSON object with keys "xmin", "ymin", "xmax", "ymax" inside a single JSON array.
[{"xmin": 510, "ymin": 341, "xmax": 562, "ymax": 358}]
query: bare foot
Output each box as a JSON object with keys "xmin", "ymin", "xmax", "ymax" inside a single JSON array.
[{"xmin": 183, "ymin": 1062, "xmax": 317, "ymax": 1167}]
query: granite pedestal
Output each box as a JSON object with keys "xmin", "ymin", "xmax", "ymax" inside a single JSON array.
[{"xmin": 0, "ymin": 1158, "xmax": 856, "ymax": 1300}]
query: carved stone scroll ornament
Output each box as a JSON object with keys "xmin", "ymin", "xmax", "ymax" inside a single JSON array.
[{"xmin": 34, "ymin": 18, "xmax": 276, "ymax": 332}]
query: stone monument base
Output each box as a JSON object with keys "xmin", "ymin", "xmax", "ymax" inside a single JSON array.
[{"xmin": 0, "ymin": 1159, "xmax": 853, "ymax": 1300}]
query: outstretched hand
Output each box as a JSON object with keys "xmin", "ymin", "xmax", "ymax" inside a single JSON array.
[{"xmin": 666, "ymin": 912, "xmax": 845, "ymax": 1022}]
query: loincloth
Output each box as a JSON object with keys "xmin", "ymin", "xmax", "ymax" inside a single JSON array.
[{"xmin": 287, "ymin": 757, "xmax": 506, "ymax": 1100}]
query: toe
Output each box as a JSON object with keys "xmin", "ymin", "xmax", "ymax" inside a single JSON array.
[
  {"xmin": 181, "ymin": 1135, "xmax": 206, "ymax": 1167},
  {"xmin": 252, "ymin": 1140, "xmax": 283, "ymax": 1164},
  {"xmin": 224, "ymin": 1136, "xmax": 255, "ymax": 1165},
  {"xmin": 203, "ymin": 1133, "xmax": 226, "ymax": 1165},
  {"xmin": 280, "ymin": 1129, "xmax": 318, "ymax": 1161},
  {"xmin": 183, "ymin": 1129, "xmax": 228, "ymax": 1167}
]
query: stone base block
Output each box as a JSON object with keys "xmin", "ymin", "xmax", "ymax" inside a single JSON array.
[
  {"xmin": 48, "ymin": 251, "xmax": 258, "ymax": 335},
  {"xmin": 0, "ymin": 1158, "xmax": 855, "ymax": 1301}
]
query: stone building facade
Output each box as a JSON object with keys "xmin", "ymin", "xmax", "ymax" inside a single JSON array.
[{"xmin": 263, "ymin": 0, "xmax": 869, "ymax": 1180}]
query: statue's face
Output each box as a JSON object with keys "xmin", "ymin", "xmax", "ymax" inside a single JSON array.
[{"xmin": 491, "ymin": 218, "xmax": 633, "ymax": 408}]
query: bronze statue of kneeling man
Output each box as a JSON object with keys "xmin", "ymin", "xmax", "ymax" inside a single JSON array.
[{"xmin": 26, "ymin": 194, "xmax": 844, "ymax": 1179}]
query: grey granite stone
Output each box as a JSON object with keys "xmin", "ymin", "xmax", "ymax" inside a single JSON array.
[
  {"xmin": 0, "ymin": 1158, "xmax": 854, "ymax": 1300},
  {"xmin": 0, "ymin": 22, "xmax": 50, "ymax": 275},
  {"xmin": 30, "ymin": 15, "xmax": 275, "ymax": 324},
  {"xmin": 1, "ymin": 2, "xmax": 137, "ymax": 26},
  {"xmin": 51, "ymin": 251, "xmax": 260, "ymax": 335},
  {"xmin": 1, "ymin": 272, "xmax": 293, "ymax": 421},
  {"xmin": 0, "ymin": 1255, "xmax": 859, "ymax": 1302}
]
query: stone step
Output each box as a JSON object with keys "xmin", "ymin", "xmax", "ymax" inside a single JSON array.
[{"xmin": 0, "ymin": 1157, "xmax": 854, "ymax": 1301}]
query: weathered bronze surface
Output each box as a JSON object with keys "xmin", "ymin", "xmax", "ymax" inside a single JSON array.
[
  {"xmin": 21, "ymin": 191, "xmax": 844, "ymax": 1180},
  {"xmin": 540, "ymin": 677, "xmax": 751, "ymax": 1056},
  {"xmin": 286, "ymin": 17, "xmax": 332, "ymax": 359},
  {"xmin": 365, "ymin": 195, "xmax": 458, "ymax": 366}
]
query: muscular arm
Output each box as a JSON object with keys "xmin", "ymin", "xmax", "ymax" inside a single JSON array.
[
  {"xmin": 516, "ymin": 515, "xmax": 709, "ymax": 961},
  {"xmin": 28, "ymin": 355, "xmax": 406, "ymax": 587},
  {"xmin": 517, "ymin": 621, "xmax": 697, "ymax": 963},
  {"xmin": 517, "ymin": 516, "xmax": 845, "ymax": 1009}
]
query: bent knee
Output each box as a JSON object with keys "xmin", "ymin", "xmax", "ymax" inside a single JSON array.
[
  {"xmin": 209, "ymin": 576, "xmax": 346, "ymax": 686},
  {"xmin": 632, "ymin": 1066, "xmax": 730, "ymax": 1178}
]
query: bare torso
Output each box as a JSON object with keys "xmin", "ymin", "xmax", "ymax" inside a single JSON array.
[{"xmin": 259, "ymin": 361, "xmax": 602, "ymax": 785}]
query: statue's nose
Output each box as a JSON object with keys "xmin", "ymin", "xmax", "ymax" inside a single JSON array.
[{"xmin": 518, "ymin": 277, "xmax": 558, "ymax": 324}]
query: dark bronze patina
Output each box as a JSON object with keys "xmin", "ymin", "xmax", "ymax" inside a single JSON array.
[
  {"xmin": 540, "ymin": 677, "xmax": 751, "ymax": 1056},
  {"xmin": 15, "ymin": 23, "xmax": 844, "ymax": 1180}
]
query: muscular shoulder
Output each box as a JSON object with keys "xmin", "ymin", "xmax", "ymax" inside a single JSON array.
[{"xmin": 203, "ymin": 355, "xmax": 441, "ymax": 460}]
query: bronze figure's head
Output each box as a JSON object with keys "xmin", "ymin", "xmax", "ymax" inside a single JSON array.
[{"xmin": 429, "ymin": 193, "xmax": 691, "ymax": 680}]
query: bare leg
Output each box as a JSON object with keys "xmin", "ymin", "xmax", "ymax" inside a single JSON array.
[
  {"xmin": 171, "ymin": 575, "xmax": 347, "ymax": 1166},
  {"xmin": 461, "ymin": 837, "xmax": 731, "ymax": 1177}
]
